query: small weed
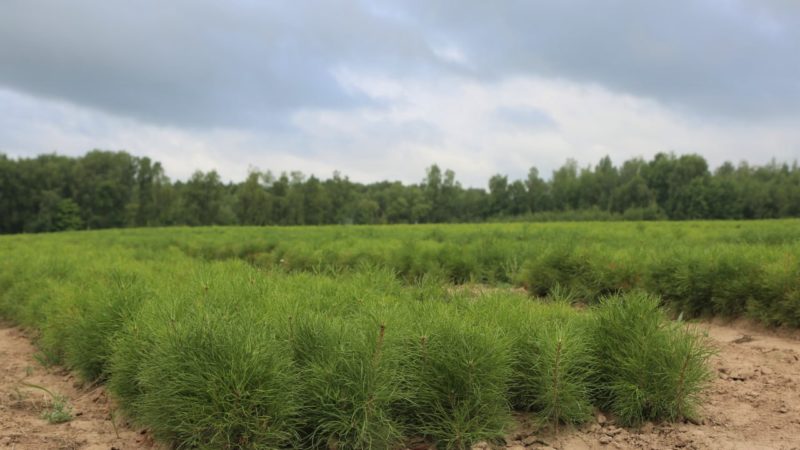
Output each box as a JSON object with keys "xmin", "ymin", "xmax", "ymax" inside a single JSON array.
[
  {"xmin": 42, "ymin": 395, "xmax": 73, "ymax": 424},
  {"xmin": 21, "ymin": 382, "xmax": 73, "ymax": 424}
]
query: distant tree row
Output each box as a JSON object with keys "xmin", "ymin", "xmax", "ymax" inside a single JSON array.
[{"xmin": 1, "ymin": 150, "xmax": 799, "ymax": 233}]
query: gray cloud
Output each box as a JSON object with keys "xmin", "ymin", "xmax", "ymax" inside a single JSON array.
[
  {"xmin": 2, "ymin": 0, "xmax": 799, "ymax": 131},
  {"xmin": 1, "ymin": 0, "xmax": 800, "ymax": 188},
  {"xmin": 409, "ymin": 0, "xmax": 800, "ymax": 118},
  {"xmin": 0, "ymin": 0, "xmax": 438, "ymax": 129}
]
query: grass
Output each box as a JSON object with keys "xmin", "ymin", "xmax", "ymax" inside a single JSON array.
[{"xmin": 0, "ymin": 221, "xmax": 793, "ymax": 448}]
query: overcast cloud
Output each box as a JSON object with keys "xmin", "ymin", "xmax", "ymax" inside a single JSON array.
[{"xmin": 1, "ymin": 0, "xmax": 798, "ymax": 186}]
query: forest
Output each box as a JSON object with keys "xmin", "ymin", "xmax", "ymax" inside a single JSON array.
[{"xmin": 1, "ymin": 150, "xmax": 799, "ymax": 233}]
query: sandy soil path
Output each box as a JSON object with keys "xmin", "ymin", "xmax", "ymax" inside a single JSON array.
[
  {"xmin": 0, "ymin": 323, "xmax": 155, "ymax": 450},
  {"xmin": 2, "ymin": 320, "xmax": 799, "ymax": 450}
]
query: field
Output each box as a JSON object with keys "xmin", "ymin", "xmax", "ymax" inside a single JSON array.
[{"xmin": 1, "ymin": 220, "xmax": 799, "ymax": 449}]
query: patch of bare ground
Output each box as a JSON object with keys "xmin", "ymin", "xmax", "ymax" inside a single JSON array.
[{"xmin": 0, "ymin": 323, "xmax": 158, "ymax": 450}]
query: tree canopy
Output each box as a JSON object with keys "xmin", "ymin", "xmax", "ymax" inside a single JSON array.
[{"xmin": 1, "ymin": 150, "xmax": 798, "ymax": 233}]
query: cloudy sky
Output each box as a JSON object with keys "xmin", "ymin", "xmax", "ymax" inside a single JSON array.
[{"xmin": 1, "ymin": 0, "xmax": 799, "ymax": 186}]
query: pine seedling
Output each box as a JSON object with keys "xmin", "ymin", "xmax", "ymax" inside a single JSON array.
[
  {"xmin": 592, "ymin": 292, "xmax": 713, "ymax": 425},
  {"xmin": 654, "ymin": 323, "xmax": 715, "ymax": 422},
  {"xmin": 130, "ymin": 302, "xmax": 302, "ymax": 450},
  {"xmin": 527, "ymin": 320, "xmax": 596, "ymax": 429},
  {"xmin": 297, "ymin": 318, "xmax": 405, "ymax": 450},
  {"xmin": 405, "ymin": 315, "xmax": 512, "ymax": 450}
]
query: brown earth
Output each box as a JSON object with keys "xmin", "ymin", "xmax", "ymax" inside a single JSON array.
[
  {"xmin": 0, "ymin": 323, "xmax": 159, "ymax": 450},
  {"xmin": 2, "ymin": 320, "xmax": 799, "ymax": 450}
]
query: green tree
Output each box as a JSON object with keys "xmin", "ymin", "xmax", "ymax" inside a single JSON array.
[
  {"xmin": 73, "ymin": 150, "xmax": 136, "ymax": 229},
  {"xmin": 593, "ymin": 156, "xmax": 619, "ymax": 210},
  {"xmin": 235, "ymin": 171, "xmax": 274, "ymax": 225},
  {"xmin": 180, "ymin": 171, "xmax": 232, "ymax": 225},
  {"xmin": 302, "ymin": 175, "xmax": 329, "ymax": 225},
  {"xmin": 551, "ymin": 159, "xmax": 580, "ymax": 210},
  {"xmin": 269, "ymin": 173, "xmax": 291, "ymax": 224},
  {"xmin": 423, "ymin": 165, "xmax": 443, "ymax": 222},
  {"xmin": 611, "ymin": 175, "xmax": 654, "ymax": 212},
  {"xmin": 525, "ymin": 167, "xmax": 550, "ymax": 213},
  {"xmin": 323, "ymin": 171, "xmax": 356, "ymax": 224},
  {"xmin": 286, "ymin": 171, "xmax": 306, "ymax": 225},
  {"xmin": 127, "ymin": 157, "xmax": 174, "ymax": 226},
  {"xmin": 507, "ymin": 180, "xmax": 528, "ymax": 216},
  {"xmin": 353, "ymin": 196, "xmax": 380, "ymax": 224},
  {"xmin": 408, "ymin": 186, "xmax": 431, "ymax": 224},
  {"xmin": 488, "ymin": 174, "xmax": 510, "ymax": 216},
  {"xmin": 55, "ymin": 198, "xmax": 83, "ymax": 230}
]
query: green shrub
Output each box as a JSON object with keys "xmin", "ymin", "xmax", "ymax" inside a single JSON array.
[
  {"xmin": 592, "ymin": 292, "xmax": 713, "ymax": 425},
  {"xmin": 127, "ymin": 304, "xmax": 301, "ymax": 448},
  {"xmin": 515, "ymin": 317, "xmax": 596, "ymax": 427},
  {"xmin": 404, "ymin": 309, "xmax": 512, "ymax": 449},
  {"xmin": 291, "ymin": 315, "xmax": 405, "ymax": 450},
  {"xmin": 63, "ymin": 270, "xmax": 151, "ymax": 381}
]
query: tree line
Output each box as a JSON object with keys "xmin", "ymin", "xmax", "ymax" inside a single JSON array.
[{"xmin": 1, "ymin": 150, "xmax": 799, "ymax": 233}]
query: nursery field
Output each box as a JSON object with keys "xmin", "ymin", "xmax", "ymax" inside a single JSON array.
[{"xmin": 1, "ymin": 220, "xmax": 799, "ymax": 449}]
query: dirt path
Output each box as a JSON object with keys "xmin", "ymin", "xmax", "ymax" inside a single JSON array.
[
  {"xmin": 2, "ymin": 320, "xmax": 799, "ymax": 450},
  {"xmin": 0, "ymin": 323, "xmax": 155, "ymax": 450}
]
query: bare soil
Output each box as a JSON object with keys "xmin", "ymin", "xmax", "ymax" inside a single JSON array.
[
  {"xmin": 0, "ymin": 323, "xmax": 158, "ymax": 450},
  {"xmin": 2, "ymin": 320, "xmax": 799, "ymax": 450}
]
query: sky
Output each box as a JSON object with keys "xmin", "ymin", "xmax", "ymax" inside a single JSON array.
[{"xmin": 1, "ymin": 0, "xmax": 799, "ymax": 187}]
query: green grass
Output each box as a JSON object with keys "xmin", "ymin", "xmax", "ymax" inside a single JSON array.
[{"xmin": 0, "ymin": 220, "xmax": 794, "ymax": 448}]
